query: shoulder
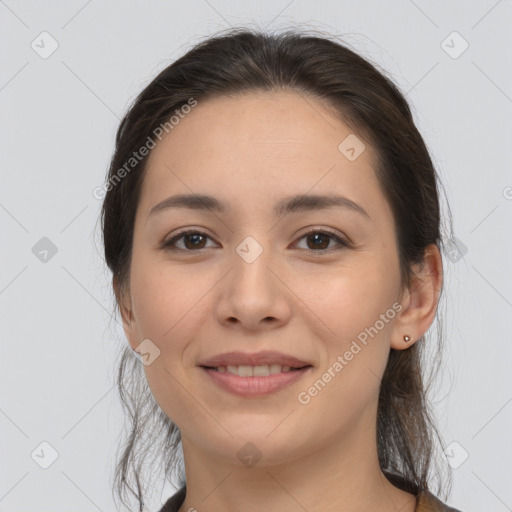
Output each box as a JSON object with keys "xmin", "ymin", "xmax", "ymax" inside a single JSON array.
[
  {"xmin": 416, "ymin": 490, "xmax": 463, "ymax": 512},
  {"xmin": 158, "ymin": 486, "xmax": 186, "ymax": 512}
]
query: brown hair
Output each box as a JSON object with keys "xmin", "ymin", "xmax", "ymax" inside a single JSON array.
[{"xmin": 100, "ymin": 27, "xmax": 454, "ymax": 512}]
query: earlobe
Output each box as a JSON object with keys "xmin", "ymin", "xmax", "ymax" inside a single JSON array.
[
  {"xmin": 113, "ymin": 276, "xmax": 137, "ymax": 349},
  {"xmin": 389, "ymin": 244, "xmax": 443, "ymax": 351},
  {"xmin": 389, "ymin": 285, "xmax": 417, "ymax": 351},
  {"xmin": 390, "ymin": 333, "xmax": 417, "ymax": 351}
]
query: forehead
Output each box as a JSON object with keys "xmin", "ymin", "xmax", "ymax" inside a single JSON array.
[
  {"xmin": 140, "ymin": 90, "xmax": 385, "ymax": 218},
  {"xmin": 148, "ymin": 90, "xmax": 374, "ymax": 162}
]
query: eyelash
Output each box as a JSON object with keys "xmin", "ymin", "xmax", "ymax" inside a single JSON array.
[{"xmin": 160, "ymin": 228, "xmax": 350, "ymax": 255}]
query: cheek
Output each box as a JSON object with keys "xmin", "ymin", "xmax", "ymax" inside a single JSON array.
[
  {"xmin": 292, "ymin": 262, "xmax": 397, "ymax": 414},
  {"xmin": 130, "ymin": 261, "xmax": 206, "ymax": 347},
  {"xmin": 293, "ymin": 256, "xmax": 399, "ymax": 346},
  {"xmin": 130, "ymin": 267, "xmax": 209, "ymax": 426}
]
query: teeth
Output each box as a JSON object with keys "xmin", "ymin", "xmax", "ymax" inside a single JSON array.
[
  {"xmin": 227, "ymin": 365, "xmax": 238, "ymax": 375},
  {"xmin": 269, "ymin": 363, "xmax": 281, "ymax": 374},
  {"xmin": 214, "ymin": 364, "xmax": 297, "ymax": 376},
  {"xmin": 253, "ymin": 365, "xmax": 270, "ymax": 377},
  {"xmin": 238, "ymin": 365, "xmax": 253, "ymax": 377}
]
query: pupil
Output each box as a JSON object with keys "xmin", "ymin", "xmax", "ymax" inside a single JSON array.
[
  {"xmin": 186, "ymin": 234, "xmax": 205, "ymax": 249},
  {"xmin": 309, "ymin": 233, "xmax": 328, "ymax": 250}
]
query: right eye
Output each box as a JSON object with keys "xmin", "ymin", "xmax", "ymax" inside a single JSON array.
[{"xmin": 160, "ymin": 230, "xmax": 218, "ymax": 251}]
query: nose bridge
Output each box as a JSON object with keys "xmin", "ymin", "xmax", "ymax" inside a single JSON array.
[
  {"xmin": 214, "ymin": 231, "xmax": 290, "ymax": 329},
  {"xmin": 235, "ymin": 234, "xmax": 267, "ymax": 267},
  {"xmin": 232, "ymin": 233, "xmax": 275, "ymax": 292}
]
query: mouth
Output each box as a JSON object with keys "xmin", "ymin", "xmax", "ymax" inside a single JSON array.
[
  {"xmin": 198, "ymin": 351, "xmax": 313, "ymax": 397},
  {"xmin": 200, "ymin": 365, "xmax": 312, "ymax": 397}
]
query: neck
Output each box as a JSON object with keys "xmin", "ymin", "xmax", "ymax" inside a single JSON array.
[{"xmin": 177, "ymin": 408, "xmax": 416, "ymax": 512}]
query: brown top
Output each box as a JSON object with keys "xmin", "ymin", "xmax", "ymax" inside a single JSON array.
[{"xmin": 158, "ymin": 485, "xmax": 462, "ymax": 512}]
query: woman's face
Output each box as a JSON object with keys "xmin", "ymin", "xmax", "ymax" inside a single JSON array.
[{"xmin": 120, "ymin": 90, "xmax": 409, "ymax": 465}]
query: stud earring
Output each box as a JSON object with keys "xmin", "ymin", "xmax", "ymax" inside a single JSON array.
[{"xmin": 403, "ymin": 335, "xmax": 411, "ymax": 342}]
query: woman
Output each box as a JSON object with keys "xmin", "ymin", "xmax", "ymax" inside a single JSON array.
[{"xmin": 100, "ymin": 28, "xmax": 462, "ymax": 512}]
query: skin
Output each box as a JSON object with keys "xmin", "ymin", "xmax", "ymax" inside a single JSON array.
[{"xmin": 116, "ymin": 90, "xmax": 443, "ymax": 512}]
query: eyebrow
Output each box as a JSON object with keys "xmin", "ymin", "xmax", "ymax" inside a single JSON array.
[{"xmin": 148, "ymin": 193, "xmax": 371, "ymax": 220}]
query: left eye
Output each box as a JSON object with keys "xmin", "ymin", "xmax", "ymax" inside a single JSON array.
[
  {"xmin": 294, "ymin": 230, "xmax": 349, "ymax": 252},
  {"xmin": 161, "ymin": 229, "xmax": 349, "ymax": 253}
]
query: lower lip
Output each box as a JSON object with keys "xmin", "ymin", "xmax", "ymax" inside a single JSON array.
[{"xmin": 201, "ymin": 367, "xmax": 311, "ymax": 397}]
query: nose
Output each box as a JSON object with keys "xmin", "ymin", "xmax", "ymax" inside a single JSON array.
[{"xmin": 214, "ymin": 238, "xmax": 292, "ymax": 332}]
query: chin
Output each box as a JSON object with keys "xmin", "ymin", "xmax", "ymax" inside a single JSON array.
[{"xmin": 201, "ymin": 423, "xmax": 310, "ymax": 467}]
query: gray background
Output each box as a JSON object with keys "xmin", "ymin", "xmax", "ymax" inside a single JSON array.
[{"xmin": 1, "ymin": 1, "xmax": 511, "ymax": 511}]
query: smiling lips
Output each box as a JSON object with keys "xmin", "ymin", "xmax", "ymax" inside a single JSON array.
[{"xmin": 199, "ymin": 350, "xmax": 313, "ymax": 397}]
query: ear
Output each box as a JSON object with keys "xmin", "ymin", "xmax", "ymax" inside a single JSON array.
[
  {"xmin": 113, "ymin": 275, "xmax": 139, "ymax": 351},
  {"xmin": 390, "ymin": 244, "xmax": 443, "ymax": 350}
]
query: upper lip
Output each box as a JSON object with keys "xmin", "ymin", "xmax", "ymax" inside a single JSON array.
[{"xmin": 199, "ymin": 350, "xmax": 312, "ymax": 369}]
